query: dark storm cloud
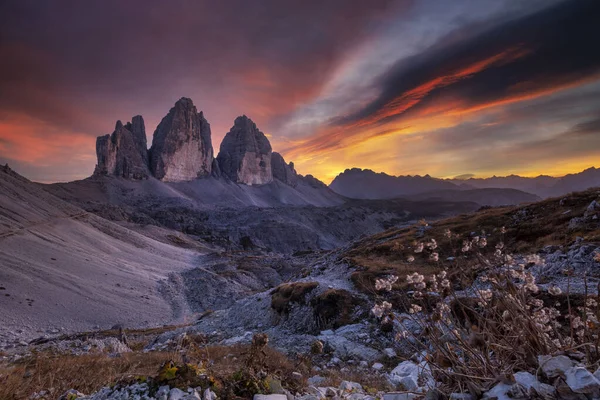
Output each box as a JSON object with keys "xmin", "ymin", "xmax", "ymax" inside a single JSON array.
[
  {"xmin": 336, "ymin": 0, "xmax": 600, "ymax": 129},
  {"xmin": 567, "ymin": 117, "xmax": 600, "ymax": 137},
  {"xmin": 0, "ymin": 0, "xmax": 409, "ymax": 135}
]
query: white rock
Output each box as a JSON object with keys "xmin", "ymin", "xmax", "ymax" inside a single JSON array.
[
  {"xmin": 156, "ymin": 386, "xmax": 170, "ymax": 400},
  {"xmin": 449, "ymin": 394, "xmax": 473, "ymax": 400},
  {"xmin": 308, "ymin": 375, "xmax": 325, "ymax": 386},
  {"xmin": 565, "ymin": 366, "xmax": 600, "ymax": 394},
  {"xmin": 339, "ymin": 381, "xmax": 363, "ymax": 392},
  {"xmin": 383, "ymin": 348, "xmax": 397, "ymax": 358},
  {"xmin": 372, "ymin": 362, "xmax": 384, "ymax": 371},
  {"xmin": 482, "ymin": 383, "xmax": 513, "ymax": 400},
  {"xmin": 513, "ymin": 371, "xmax": 539, "ymax": 390},
  {"xmin": 203, "ymin": 388, "xmax": 217, "ymax": 400},
  {"xmin": 169, "ymin": 388, "xmax": 187, "ymax": 400},
  {"xmin": 253, "ymin": 395, "xmax": 287, "ymax": 400},
  {"xmin": 389, "ymin": 361, "xmax": 419, "ymax": 390},
  {"xmin": 388, "ymin": 361, "xmax": 433, "ymax": 392},
  {"xmin": 383, "ymin": 394, "xmax": 419, "ymax": 400},
  {"xmin": 538, "ymin": 354, "xmax": 575, "ymax": 378}
]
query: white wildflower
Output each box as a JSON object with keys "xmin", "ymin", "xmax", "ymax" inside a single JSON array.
[
  {"xmin": 409, "ymin": 304, "xmax": 422, "ymax": 314},
  {"xmin": 548, "ymin": 285, "xmax": 562, "ymax": 296}
]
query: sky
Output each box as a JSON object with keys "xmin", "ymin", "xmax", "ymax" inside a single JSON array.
[{"xmin": 1, "ymin": 0, "xmax": 600, "ymax": 184}]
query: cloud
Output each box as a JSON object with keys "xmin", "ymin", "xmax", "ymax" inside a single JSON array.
[
  {"xmin": 282, "ymin": 0, "xmax": 600, "ymax": 164},
  {"xmin": 0, "ymin": 0, "xmax": 411, "ymax": 181}
]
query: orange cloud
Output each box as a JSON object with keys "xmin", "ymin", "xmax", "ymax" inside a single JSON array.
[
  {"xmin": 349, "ymin": 46, "xmax": 530, "ymax": 129},
  {"xmin": 0, "ymin": 115, "xmax": 95, "ymax": 168}
]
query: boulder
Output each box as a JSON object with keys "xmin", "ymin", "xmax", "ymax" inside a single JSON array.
[
  {"xmin": 388, "ymin": 361, "xmax": 433, "ymax": 392},
  {"xmin": 538, "ymin": 354, "xmax": 575, "ymax": 378},
  {"xmin": 217, "ymin": 116, "xmax": 272, "ymax": 185},
  {"xmin": 565, "ymin": 366, "xmax": 600, "ymax": 394},
  {"xmin": 149, "ymin": 97, "xmax": 213, "ymax": 181},
  {"xmin": 94, "ymin": 120, "xmax": 150, "ymax": 179}
]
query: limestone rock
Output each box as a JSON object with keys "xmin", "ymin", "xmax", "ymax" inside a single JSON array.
[
  {"xmin": 217, "ymin": 116, "xmax": 272, "ymax": 185},
  {"xmin": 565, "ymin": 366, "xmax": 600, "ymax": 394},
  {"xmin": 125, "ymin": 115, "xmax": 149, "ymax": 165},
  {"xmin": 388, "ymin": 360, "xmax": 433, "ymax": 392},
  {"xmin": 94, "ymin": 119, "xmax": 150, "ymax": 179},
  {"xmin": 149, "ymin": 97, "xmax": 213, "ymax": 182},
  {"xmin": 272, "ymin": 152, "xmax": 298, "ymax": 187},
  {"xmin": 538, "ymin": 354, "xmax": 575, "ymax": 378}
]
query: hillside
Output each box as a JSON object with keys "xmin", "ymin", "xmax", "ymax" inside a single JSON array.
[
  {"xmin": 0, "ymin": 165, "xmax": 206, "ymax": 344},
  {"xmin": 406, "ymin": 187, "xmax": 541, "ymax": 206}
]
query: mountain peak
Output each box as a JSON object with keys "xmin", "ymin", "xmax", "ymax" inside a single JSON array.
[
  {"xmin": 95, "ymin": 118, "xmax": 150, "ymax": 180},
  {"xmin": 149, "ymin": 98, "xmax": 213, "ymax": 181},
  {"xmin": 217, "ymin": 116, "xmax": 273, "ymax": 185}
]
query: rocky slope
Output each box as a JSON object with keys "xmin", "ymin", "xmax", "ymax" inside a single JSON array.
[
  {"xmin": 46, "ymin": 175, "xmax": 479, "ymax": 254},
  {"xmin": 0, "ymin": 166, "xmax": 205, "ymax": 346},
  {"xmin": 406, "ymin": 187, "xmax": 541, "ymax": 206}
]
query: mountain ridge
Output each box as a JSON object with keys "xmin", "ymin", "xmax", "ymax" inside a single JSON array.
[{"xmin": 330, "ymin": 167, "xmax": 600, "ymax": 200}]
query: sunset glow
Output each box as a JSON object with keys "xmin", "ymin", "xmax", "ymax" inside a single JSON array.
[{"xmin": 1, "ymin": 0, "xmax": 599, "ymax": 183}]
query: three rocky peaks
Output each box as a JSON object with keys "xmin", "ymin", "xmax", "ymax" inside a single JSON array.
[{"xmin": 94, "ymin": 97, "xmax": 298, "ymax": 186}]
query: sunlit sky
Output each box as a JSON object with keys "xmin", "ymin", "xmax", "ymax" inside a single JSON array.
[{"xmin": 1, "ymin": 0, "xmax": 600, "ymax": 183}]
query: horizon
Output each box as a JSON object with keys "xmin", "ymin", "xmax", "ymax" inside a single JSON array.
[{"xmin": 1, "ymin": 0, "xmax": 600, "ymax": 184}]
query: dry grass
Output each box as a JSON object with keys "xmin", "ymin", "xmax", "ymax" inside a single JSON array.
[
  {"xmin": 0, "ymin": 341, "xmax": 310, "ymax": 400},
  {"xmin": 346, "ymin": 188, "xmax": 600, "ymax": 295},
  {"xmin": 271, "ymin": 282, "xmax": 319, "ymax": 314},
  {"xmin": 0, "ymin": 351, "xmax": 173, "ymax": 399},
  {"xmin": 311, "ymin": 289, "xmax": 363, "ymax": 329}
]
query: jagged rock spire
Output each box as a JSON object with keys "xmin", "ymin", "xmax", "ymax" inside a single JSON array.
[
  {"xmin": 94, "ymin": 118, "xmax": 150, "ymax": 180},
  {"xmin": 149, "ymin": 97, "xmax": 213, "ymax": 182}
]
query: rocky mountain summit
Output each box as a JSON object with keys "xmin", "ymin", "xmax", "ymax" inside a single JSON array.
[
  {"xmin": 149, "ymin": 98, "xmax": 213, "ymax": 182},
  {"xmin": 95, "ymin": 119, "xmax": 150, "ymax": 179},
  {"xmin": 217, "ymin": 116, "xmax": 273, "ymax": 185},
  {"xmin": 93, "ymin": 97, "xmax": 307, "ymax": 189}
]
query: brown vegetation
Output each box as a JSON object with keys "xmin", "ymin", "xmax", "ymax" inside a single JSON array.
[
  {"xmin": 347, "ymin": 189, "xmax": 600, "ymax": 295},
  {"xmin": 0, "ymin": 339, "xmax": 309, "ymax": 400},
  {"xmin": 271, "ymin": 282, "xmax": 319, "ymax": 314}
]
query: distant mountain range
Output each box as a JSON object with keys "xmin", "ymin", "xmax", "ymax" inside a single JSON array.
[{"xmin": 330, "ymin": 167, "xmax": 600, "ymax": 202}]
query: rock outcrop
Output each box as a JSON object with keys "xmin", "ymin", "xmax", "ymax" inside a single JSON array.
[
  {"xmin": 149, "ymin": 98, "xmax": 213, "ymax": 182},
  {"xmin": 94, "ymin": 120, "xmax": 150, "ymax": 179},
  {"xmin": 217, "ymin": 116, "xmax": 273, "ymax": 185},
  {"xmin": 271, "ymin": 152, "xmax": 298, "ymax": 187},
  {"xmin": 124, "ymin": 115, "xmax": 148, "ymax": 166}
]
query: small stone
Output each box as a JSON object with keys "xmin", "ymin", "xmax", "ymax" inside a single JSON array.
[
  {"xmin": 372, "ymin": 362, "xmax": 384, "ymax": 371},
  {"xmin": 203, "ymin": 388, "xmax": 217, "ymax": 400},
  {"xmin": 389, "ymin": 361, "xmax": 428, "ymax": 391},
  {"xmin": 538, "ymin": 354, "xmax": 575, "ymax": 378},
  {"xmin": 253, "ymin": 395, "xmax": 287, "ymax": 400},
  {"xmin": 482, "ymin": 383, "xmax": 513, "ymax": 400},
  {"xmin": 156, "ymin": 386, "xmax": 170, "ymax": 400},
  {"xmin": 383, "ymin": 348, "xmax": 397, "ymax": 358},
  {"xmin": 169, "ymin": 388, "xmax": 187, "ymax": 400},
  {"xmin": 449, "ymin": 394, "xmax": 473, "ymax": 400},
  {"xmin": 308, "ymin": 375, "xmax": 325, "ymax": 386},
  {"xmin": 339, "ymin": 381, "xmax": 363, "ymax": 393},
  {"xmin": 565, "ymin": 366, "xmax": 600, "ymax": 394}
]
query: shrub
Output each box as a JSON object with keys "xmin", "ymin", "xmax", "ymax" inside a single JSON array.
[
  {"xmin": 371, "ymin": 226, "xmax": 600, "ymax": 395},
  {"xmin": 271, "ymin": 282, "xmax": 319, "ymax": 314}
]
